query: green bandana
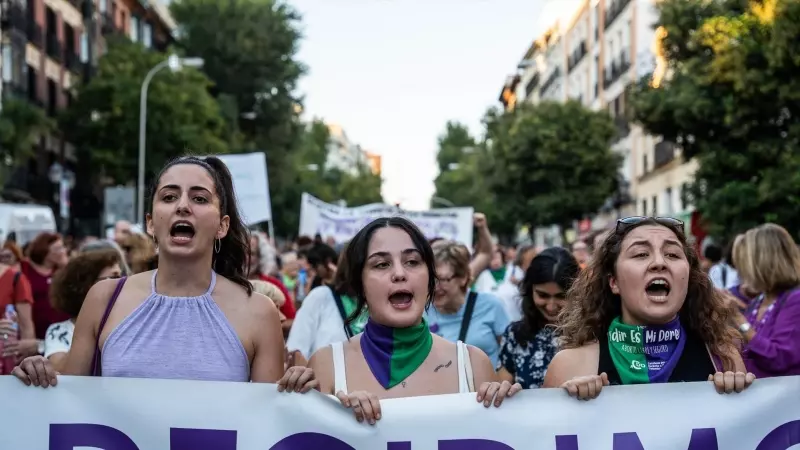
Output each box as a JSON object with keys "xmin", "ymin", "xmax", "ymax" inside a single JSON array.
[
  {"xmin": 607, "ymin": 316, "xmax": 687, "ymax": 384},
  {"xmin": 490, "ymin": 267, "xmax": 506, "ymax": 283},
  {"xmin": 360, "ymin": 318, "xmax": 433, "ymax": 389},
  {"xmin": 340, "ymin": 294, "xmax": 368, "ymax": 335}
]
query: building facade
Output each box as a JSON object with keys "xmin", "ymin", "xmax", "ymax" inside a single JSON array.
[
  {"xmin": 1, "ymin": 0, "xmax": 175, "ymax": 232},
  {"xmin": 499, "ymin": 0, "xmax": 695, "ymax": 243},
  {"xmin": 325, "ymin": 123, "xmax": 369, "ymax": 177},
  {"xmin": 365, "ymin": 151, "xmax": 382, "ymax": 176}
]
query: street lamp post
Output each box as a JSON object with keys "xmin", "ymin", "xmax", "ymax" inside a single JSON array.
[{"xmin": 137, "ymin": 55, "xmax": 205, "ymax": 226}]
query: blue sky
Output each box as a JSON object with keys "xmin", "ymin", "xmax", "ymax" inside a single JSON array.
[{"xmin": 290, "ymin": 0, "xmax": 576, "ymax": 210}]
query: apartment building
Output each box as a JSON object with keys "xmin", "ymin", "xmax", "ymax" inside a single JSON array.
[
  {"xmin": 1, "ymin": 0, "xmax": 175, "ymax": 229},
  {"xmin": 326, "ymin": 123, "xmax": 370, "ymax": 177},
  {"xmin": 499, "ymin": 0, "xmax": 695, "ymax": 241},
  {"xmin": 365, "ymin": 151, "xmax": 382, "ymax": 176}
]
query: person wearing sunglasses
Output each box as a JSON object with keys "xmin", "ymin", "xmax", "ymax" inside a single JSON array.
[
  {"xmin": 544, "ymin": 216, "xmax": 755, "ymax": 399},
  {"xmin": 43, "ymin": 249, "xmax": 124, "ymax": 372}
]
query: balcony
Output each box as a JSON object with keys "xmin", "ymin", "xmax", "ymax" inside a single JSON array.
[
  {"xmin": 2, "ymin": 4, "xmax": 26, "ymax": 34},
  {"xmin": 612, "ymin": 116, "xmax": 630, "ymax": 143},
  {"xmin": 46, "ymin": 34, "xmax": 62, "ymax": 62},
  {"xmin": 604, "ymin": 0, "xmax": 632, "ymax": 30},
  {"xmin": 101, "ymin": 12, "xmax": 118, "ymax": 34},
  {"xmin": 524, "ymin": 73, "xmax": 540, "ymax": 99},
  {"xmin": 2, "ymin": 81, "xmax": 28, "ymax": 100},
  {"xmin": 567, "ymin": 40, "xmax": 588, "ymax": 73},
  {"xmin": 65, "ymin": 51, "xmax": 82, "ymax": 74},
  {"xmin": 26, "ymin": 21, "xmax": 43, "ymax": 47},
  {"xmin": 603, "ymin": 51, "xmax": 631, "ymax": 89},
  {"xmin": 654, "ymin": 140, "xmax": 677, "ymax": 169},
  {"xmin": 539, "ymin": 67, "xmax": 561, "ymax": 96}
]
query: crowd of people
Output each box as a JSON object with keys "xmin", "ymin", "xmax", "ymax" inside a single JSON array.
[{"xmin": 2, "ymin": 154, "xmax": 799, "ymax": 426}]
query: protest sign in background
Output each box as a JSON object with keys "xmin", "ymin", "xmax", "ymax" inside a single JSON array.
[
  {"xmin": 299, "ymin": 193, "xmax": 475, "ymax": 245},
  {"xmin": 1, "ymin": 375, "xmax": 799, "ymax": 450},
  {"xmin": 216, "ymin": 152, "xmax": 273, "ymax": 225}
]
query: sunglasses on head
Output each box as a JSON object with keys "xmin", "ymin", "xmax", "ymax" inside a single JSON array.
[{"xmin": 615, "ymin": 216, "xmax": 685, "ymax": 236}]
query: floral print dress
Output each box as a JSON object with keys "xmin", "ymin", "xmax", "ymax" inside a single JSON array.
[{"xmin": 497, "ymin": 323, "xmax": 559, "ymax": 388}]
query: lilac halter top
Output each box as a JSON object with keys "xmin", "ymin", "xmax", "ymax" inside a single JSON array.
[{"xmin": 101, "ymin": 270, "xmax": 250, "ymax": 381}]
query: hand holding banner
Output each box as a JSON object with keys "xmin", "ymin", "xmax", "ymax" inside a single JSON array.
[{"xmin": 1, "ymin": 376, "xmax": 799, "ymax": 449}]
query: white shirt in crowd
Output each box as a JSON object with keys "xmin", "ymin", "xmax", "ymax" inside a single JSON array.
[
  {"xmin": 709, "ymin": 262, "xmax": 740, "ymax": 289},
  {"xmin": 286, "ymin": 285, "xmax": 350, "ymax": 360},
  {"xmin": 473, "ymin": 263, "xmax": 524, "ymax": 322},
  {"xmin": 44, "ymin": 319, "xmax": 74, "ymax": 358}
]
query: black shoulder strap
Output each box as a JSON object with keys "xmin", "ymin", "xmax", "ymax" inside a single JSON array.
[
  {"xmin": 721, "ymin": 265, "xmax": 728, "ymax": 287},
  {"xmin": 329, "ymin": 286, "xmax": 353, "ymax": 339},
  {"xmin": 458, "ymin": 291, "xmax": 479, "ymax": 342},
  {"xmin": 12, "ymin": 271, "xmax": 21, "ymax": 289}
]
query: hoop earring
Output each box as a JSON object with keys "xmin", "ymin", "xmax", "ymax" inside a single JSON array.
[{"xmin": 214, "ymin": 238, "xmax": 221, "ymax": 254}]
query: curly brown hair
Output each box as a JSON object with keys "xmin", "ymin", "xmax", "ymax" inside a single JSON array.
[
  {"xmin": 51, "ymin": 248, "xmax": 124, "ymax": 318},
  {"xmin": 557, "ymin": 218, "xmax": 739, "ymax": 370}
]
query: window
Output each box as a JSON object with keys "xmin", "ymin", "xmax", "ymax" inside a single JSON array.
[
  {"xmin": 47, "ymin": 79, "xmax": 57, "ymax": 116},
  {"xmin": 664, "ymin": 187, "xmax": 673, "ymax": 215},
  {"xmin": 681, "ymin": 182, "xmax": 690, "ymax": 211},
  {"xmin": 651, "ymin": 195, "xmax": 658, "ymax": 216},
  {"xmin": 642, "ymin": 154, "xmax": 648, "ymax": 175},
  {"xmin": 641, "ymin": 198, "xmax": 648, "ymax": 216},
  {"xmin": 130, "ymin": 16, "xmax": 140, "ymax": 42},
  {"xmin": 143, "ymin": 23, "xmax": 152, "ymax": 48},
  {"xmin": 2, "ymin": 46, "xmax": 11, "ymax": 82},
  {"xmin": 80, "ymin": 32, "xmax": 89, "ymax": 62},
  {"xmin": 27, "ymin": 65, "xmax": 38, "ymax": 102}
]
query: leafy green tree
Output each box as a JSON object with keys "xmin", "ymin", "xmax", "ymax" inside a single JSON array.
[
  {"xmin": 485, "ymin": 101, "xmax": 621, "ymax": 241},
  {"xmin": 629, "ymin": 0, "xmax": 800, "ymax": 240},
  {"xmin": 60, "ymin": 38, "xmax": 228, "ymax": 185},
  {"xmin": 170, "ymin": 0, "xmax": 306, "ymax": 236},
  {"xmin": 274, "ymin": 120, "xmax": 383, "ymax": 236},
  {"xmin": 431, "ymin": 121, "xmax": 515, "ymax": 241},
  {"xmin": 0, "ymin": 98, "xmax": 53, "ymax": 183}
]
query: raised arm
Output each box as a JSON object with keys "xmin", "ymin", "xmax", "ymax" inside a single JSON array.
[{"xmin": 469, "ymin": 213, "xmax": 493, "ymax": 279}]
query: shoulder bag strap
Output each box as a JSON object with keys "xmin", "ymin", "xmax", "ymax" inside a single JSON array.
[
  {"xmin": 458, "ymin": 291, "xmax": 479, "ymax": 343},
  {"xmin": 329, "ymin": 286, "xmax": 353, "ymax": 339},
  {"xmin": 91, "ymin": 277, "xmax": 128, "ymax": 376}
]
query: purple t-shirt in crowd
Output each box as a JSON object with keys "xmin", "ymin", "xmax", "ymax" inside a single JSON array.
[{"xmin": 742, "ymin": 287, "xmax": 800, "ymax": 378}]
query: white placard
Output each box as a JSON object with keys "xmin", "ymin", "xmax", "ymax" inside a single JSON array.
[
  {"xmin": 299, "ymin": 193, "xmax": 474, "ymax": 245},
  {"xmin": 0, "ymin": 376, "xmax": 798, "ymax": 449},
  {"xmin": 216, "ymin": 152, "xmax": 272, "ymax": 225}
]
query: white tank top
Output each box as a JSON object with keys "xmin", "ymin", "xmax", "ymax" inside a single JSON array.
[{"xmin": 330, "ymin": 340, "xmax": 474, "ymax": 395}]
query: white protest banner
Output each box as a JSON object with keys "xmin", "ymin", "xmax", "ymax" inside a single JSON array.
[
  {"xmin": 299, "ymin": 193, "xmax": 474, "ymax": 244},
  {"xmin": 1, "ymin": 375, "xmax": 799, "ymax": 450},
  {"xmin": 216, "ymin": 152, "xmax": 272, "ymax": 224}
]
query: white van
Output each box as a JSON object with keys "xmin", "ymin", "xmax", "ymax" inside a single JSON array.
[{"xmin": 0, "ymin": 203, "xmax": 58, "ymax": 246}]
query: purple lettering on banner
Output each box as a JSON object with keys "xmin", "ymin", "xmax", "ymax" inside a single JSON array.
[
  {"xmin": 49, "ymin": 424, "xmax": 139, "ymax": 450},
  {"xmin": 756, "ymin": 420, "xmax": 800, "ymax": 450},
  {"xmin": 439, "ymin": 439, "xmax": 514, "ymax": 450},
  {"xmin": 269, "ymin": 432, "xmax": 356, "ymax": 450},
  {"xmin": 170, "ymin": 428, "xmax": 237, "ymax": 450},
  {"xmin": 555, "ymin": 435, "xmax": 579, "ymax": 450},
  {"xmin": 612, "ymin": 428, "xmax": 718, "ymax": 450},
  {"xmin": 387, "ymin": 443, "xmax": 412, "ymax": 450}
]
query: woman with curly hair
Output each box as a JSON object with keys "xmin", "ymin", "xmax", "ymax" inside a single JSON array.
[
  {"xmin": 44, "ymin": 248, "xmax": 124, "ymax": 372},
  {"xmin": 544, "ymin": 217, "xmax": 755, "ymax": 400},
  {"xmin": 497, "ymin": 247, "xmax": 579, "ymax": 388}
]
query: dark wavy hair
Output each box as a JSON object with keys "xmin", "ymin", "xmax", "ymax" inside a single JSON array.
[
  {"xmin": 51, "ymin": 248, "xmax": 124, "ymax": 318},
  {"xmin": 513, "ymin": 247, "xmax": 579, "ymax": 346},
  {"xmin": 558, "ymin": 218, "xmax": 738, "ymax": 370},
  {"xmin": 149, "ymin": 156, "xmax": 251, "ymax": 295},
  {"xmin": 343, "ymin": 217, "xmax": 436, "ymax": 325}
]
